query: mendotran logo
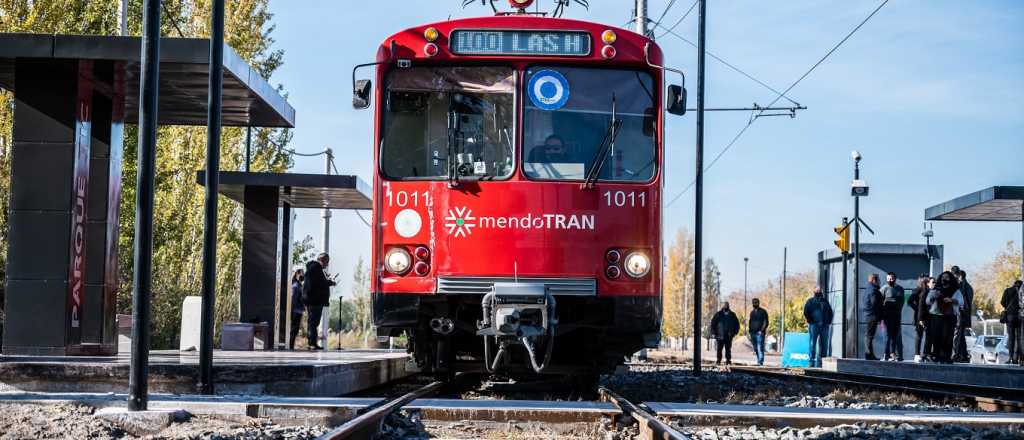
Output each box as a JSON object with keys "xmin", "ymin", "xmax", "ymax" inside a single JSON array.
[{"xmin": 444, "ymin": 206, "xmax": 595, "ymax": 237}]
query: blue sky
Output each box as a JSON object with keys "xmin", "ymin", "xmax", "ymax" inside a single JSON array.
[{"xmin": 266, "ymin": 0, "xmax": 1023, "ymax": 298}]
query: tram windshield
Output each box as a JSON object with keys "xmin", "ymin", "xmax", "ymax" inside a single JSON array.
[
  {"xmin": 523, "ymin": 67, "xmax": 656, "ymax": 182},
  {"xmin": 382, "ymin": 67, "xmax": 516, "ymax": 180}
]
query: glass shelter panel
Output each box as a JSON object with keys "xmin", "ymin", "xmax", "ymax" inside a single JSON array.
[{"xmin": 381, "ymin": 67, "xmax": 515, "ymax": 180}]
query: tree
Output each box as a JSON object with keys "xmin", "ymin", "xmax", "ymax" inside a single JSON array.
[
  {"xmin": 350, "ymin": 256, "xmax": 371, "ymax": 346},
  {"xmin": 973, "ymin": 241, "xmax": 1022, "ymax": 319},
  {"xmin": 662, "ymin": 228, "xmax": 695, "ymax": 340},
  {"xmin": 291, "ymin": 235, "xmax": 317, "ymax": 267},
  {"xmin": 0, "ymin": 0, "xmax": 293, "ymax": 349},
  {"xmin": 701, "ymin": 258, "xmax": 721, "ymax": 339}
]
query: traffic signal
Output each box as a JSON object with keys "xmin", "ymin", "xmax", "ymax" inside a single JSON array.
[{"xmin": 834, "ymin": 223, "xmax": 850, "ymax": 254}]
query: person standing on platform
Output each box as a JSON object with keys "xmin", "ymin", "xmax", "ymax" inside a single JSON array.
[
  {"xmin": 863, "ymin": 274, "xmax": 885, "ymax": 360},
  {"xmin": 710, "ymin": 302, "xmax": 740, "ymax": 366},
  {"xmin": 881, "ymin": 272, "xmax": 906, "ymax": 361},
  {"xmin": 804, "ymin": 286, "xmax": 834, "ymax": 368},
  {"xmin": 951, "ymin": 266, "xmax": 974, "ymax": 363},
  {"xmin": 748, "ymin": 298, "xmax": 769, "ymax": 366},
  {"xmin": 907, "ymin": 274, "xmax": 930, "ymax": 362},
  {"xmin": 1018, "ymin": 281, "xmax": 1024, "ymax": 365},
  {"xmin": 927, "ymin": 271, "xmax": 963, "ymax": 364},
  {"xmin": 1001, "ymin": 280, "xmax": 1022, "ymax": 364},
  {"xmin": 288, "ymin": 267, "xmax": 305, "ymax": 350},
  {"xmin": 302, "ymin": 253, "xmax": 336, "ymax": 350}
]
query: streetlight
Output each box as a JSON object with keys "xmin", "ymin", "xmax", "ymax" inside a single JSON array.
[{"xmin": 743, "ymin": 257, "xmax": 749, "ymax": 318}]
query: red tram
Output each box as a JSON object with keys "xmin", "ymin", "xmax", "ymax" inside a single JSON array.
[{"xmin": 353, "ymin": 3, "xmax": 686, "ymax": 377}]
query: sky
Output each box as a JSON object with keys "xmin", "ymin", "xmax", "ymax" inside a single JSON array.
[{"xmin": 265, "ymin": 0, "xmax": 1023, "ymax": 299}]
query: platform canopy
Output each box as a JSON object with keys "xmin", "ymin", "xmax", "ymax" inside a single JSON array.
[
  {"xmin": 196, "ymin": 171, "xmax": 372, "ymax": 210},
  {"xmin": 0, "ymin": 33, "xmax": 295, "ymax": 128},
  {"xmin": 925, "ymin": 186, "xmax": 1024, "ymax": 222}
]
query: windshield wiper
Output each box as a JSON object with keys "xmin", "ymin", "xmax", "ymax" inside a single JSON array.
[
  {"xmin": 446, "ymin": 96, "xmax": 461, "ymax": 187},
  {"xmin": 582, "ymin": 94, "xmax": 622, "ymax": 189}
]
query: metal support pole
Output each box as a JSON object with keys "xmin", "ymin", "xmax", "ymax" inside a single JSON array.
[
  {"xmin": 743, "ymin": 257, "xmax": 748, "ymax": 318},
  {"xmin": 853, "ymin": 158, "xmax": 861, "ymax": 357},
  {"xmin": 117, "ymin": 0, "xmax": 128, "ymax": 36},
  {"xmin": 322, "ymin": 148, "xmax": 333, "ymax": 348},
  {"xmin": 781, "ymin": 247, "xmax": 787, "ymax": 351},
  {"xmin": 127, "ymin": 0, "xmax": 161, "ymax": 412},
  {"xmin": 840, "ymin": 217, "xmax": 849, "ymax": 358},
  {"xmin": 198, "ymin": 0, "xmax": 225, "ymax": 395},
  {"xmin": 244, "ymin": 126, "xmax": 252, "ymax": 172},
  {"xmin": 635, "ymin": 0, "xmax": 648, "ymax": 36},
  {"xmin": 692, "ymin": 0, "xmax": 706, "ymax": 376}
]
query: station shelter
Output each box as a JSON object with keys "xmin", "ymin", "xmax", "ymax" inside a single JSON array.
[
  {"xmin": 818, "ymin": 243, "xmax": 943, "ymax": 360},
  {"xmin": 0, "ymin": 33, "xmax": 295, "ymax": 356},
  {"xmin": 925, "ymin": 186, "xmax": 1024, "ymax": 280}
]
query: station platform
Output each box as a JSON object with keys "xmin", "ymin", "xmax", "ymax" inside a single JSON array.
[
  {"xmin": 821, "ymin": 358, "xmax": 1024, "ymax": 391},
  {"xmin": 0, "ymin": 350, "xmax": 409, "ymax": 397}
]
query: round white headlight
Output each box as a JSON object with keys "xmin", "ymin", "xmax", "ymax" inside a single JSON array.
[
  {"xmin": 385, "ymin": 248, "xmax": 412, "ymax": 274},
  {"xmin": 623, "ymin": 252, "xmax": 651, "ymax": 278}
]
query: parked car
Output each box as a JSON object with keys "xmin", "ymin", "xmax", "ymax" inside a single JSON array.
[{"xmin": 969, "ymin": 335, "xmax": 1009, "ymax": 364}]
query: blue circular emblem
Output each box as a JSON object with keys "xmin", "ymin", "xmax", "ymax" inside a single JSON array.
[{"xmin": 528, "ymin": 70, "xmax": 570, "ymax": 111}]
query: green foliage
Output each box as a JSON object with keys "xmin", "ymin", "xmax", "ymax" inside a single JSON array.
[
  {"xmin": 291, "ymin": 235, "xmax": 317, "ymax": 267},
  {"xmin": 0, "ymin": 0, "xmax": 292, "ymax": 349},
  {"xmin": 662, "ymin": 228, "xmax": 695, "ymax": 339},
  {"xmin": 974, "ymin": 241, "xmax": 1022, "ymax": 319}
]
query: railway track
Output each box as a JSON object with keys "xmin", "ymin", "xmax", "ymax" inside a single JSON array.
[
  {"xmin": 318, "ymin": 378, "xmax": 447, "ymax": 440},
  {"xmin": 727, "ymin": 365, "xmax": 1024, "ymax": 412},
  {"xmin": 600, "ymin": 386, "xmax": 691, "ymax": 440}
]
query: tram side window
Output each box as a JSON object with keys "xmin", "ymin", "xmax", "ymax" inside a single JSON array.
[
  {"xmin": 382, "ymin": 67, "xmax": 515, "ymax": 180},
  {"xmin": 523, "ymin": 67, "xmax": 656, "ymax": 182}
]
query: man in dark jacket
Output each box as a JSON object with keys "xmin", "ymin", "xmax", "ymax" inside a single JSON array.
[
  {"xmin": 863, "ymin": 274, "xmax": 884, "ymax": 360},
  {"xmin": 951, "ymin": 266, "xmax": 973, "ymax": 363},
  {"xmin": 710, "ymin": 302, "xmax": 740, "ymax": 365},
  {"xmin": 881, "ymin": 272, "xmax": 906, "ymax": 361},
  {"xmin": 804, "ymin": 286, "xmax": 834, "ymax": 368},
  {"xmin": 748, "ymin": 298, "xmax": 769, "ymax": 366},
  {"xmin": 302, "ymin": 253, "xmax": 336, "ymax": 350},
  {"xmin": 1001, "ymin": 280, "xmax": 1022, "ymax": 364}
]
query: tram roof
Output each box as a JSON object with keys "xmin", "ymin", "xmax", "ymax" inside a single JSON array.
[
  {"xmin": 925, "ymin": 186, "xmax": 1024, "ymax": 222},
  {"xmin": 196, "ymin": 171, "xmax": 371, "ymax": 210},
  {"xmin": 0, "ymin": 33, "xmax": 295, "ymax": 128}
]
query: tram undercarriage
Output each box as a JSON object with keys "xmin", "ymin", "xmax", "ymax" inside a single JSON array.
[{"xmin": 374, "ymin": 287, "xmax": 661, "ymax": 376}]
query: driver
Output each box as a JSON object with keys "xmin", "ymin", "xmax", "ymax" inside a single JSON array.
[{"xmin": 528, "ymin": 135, "xmax": 570, "ymax": 163}]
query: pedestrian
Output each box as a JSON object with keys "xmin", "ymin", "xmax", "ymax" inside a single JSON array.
[
  {"xmin": 804, "ymin": 286, "xmax": 834, "ymax": 368},
  {"xmin": 907, "ymin": 274, "xmax": 929, "ymax": 362},
  {"xmin": 951, "ymin": 266, "xmax": 974, "ymax": 363},
  {"xmin": 863, "ymin": 273, "xmax": 885, "ymax": 360},
  {"xmin": 710, "ymin": 302, "xmax": 740, "ymax": 365},
  {"xmin": 926, "ymin": 271, "xmax": 963, "ymax": 364},
  {"xmin": 881, "ymin": 272, "xmax": 906, "ymax": 361},
  {"xmin": 748, "ymin": 298, "xmax": 769, "ymax": 366},
  {"xmin": 1000, "ymin": 280, "xmax": 1022, "ymax": 364},
  {"xmin": 302, "ymin": 252, "xmax": 336, "ymax": 350},
  {"xmin": 288, "ymin": 267, "xmax": 305, "ymax": 350}
]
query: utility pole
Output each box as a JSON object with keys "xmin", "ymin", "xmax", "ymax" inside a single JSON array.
[
  {"xmin": 117, "ymin": 0, "xmax": 128, "ymax": 36},
  {"xmin": 322, "ymin": 148, "xmax": 333, "ymax": 349},
  {"xmin": 781, "ymin": 247, "xmax": 787, "ymax": 352},
  {"xmin": 127, "ymin": 0, "xmax": 161, "ymax": 411},
  {"xmin": 198, "ymin": 0, "xmax": 225, "ymax": 396},
  {"xmin": 692, "ymin": 0, "xmax": 706, "ymax": 376},
  {"xmin": 635, "ymin": 0, "xmax": 648, "ymax": 36}
]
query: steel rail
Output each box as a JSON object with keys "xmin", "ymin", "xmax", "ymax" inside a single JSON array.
[
  {"xmin": 729, "ymin": 366, "xmax": 1024, "ymax": 413},
  {"xmin": 318, "ymin": 379, "xmax": 446, "ymax": 440},
  {"xmin": 600, "ymin": 387, "xmax": 691, "ymax": 440}
]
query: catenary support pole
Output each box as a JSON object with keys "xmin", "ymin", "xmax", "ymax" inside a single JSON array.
[
  {"xmin": 198, "ymin": 0, "xmax": 225, "ymax": 395},
  {"xmin": 635, "ymin": 0, "xmax": 647, "ymax": 36},
  {"xmin": 244, "ymin": 126, "xmax": 251, "ymax": 172},
  {"xmin": 781, "ymin": 247, "xmax": 787, "ymax": 351},
  {"xmin": 117, "ymin": 0, "xmax": 128, "ymax": 36},
  {"xmin": 841, "ymin": 217, "xmax": 849, "ymax": 358},
  {"xmin": 692, "ymin": 0, "xmax": 706, "ymax": 376},
  {"xmin": 127, "ymin": 0, "xmax": 161, "ymax": 412},
  {"xmin": 743, "ymin": 257, "xmax": 748, "ymax": 318},
  {"xmin": 322, "ymin": 148, "xmax": 333, "ymax": 349}
]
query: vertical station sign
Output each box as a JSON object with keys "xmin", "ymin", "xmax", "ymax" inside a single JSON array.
[{"xmin": 67, "ymin": 60, "xmax": 93, "ymax": 348}]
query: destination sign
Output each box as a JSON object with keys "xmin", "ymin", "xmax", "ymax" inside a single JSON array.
[{"xmin": 450, "ymin": 30, "xmax": 591, "ymax": 57}]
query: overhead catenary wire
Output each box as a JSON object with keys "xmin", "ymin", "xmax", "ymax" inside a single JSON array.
[
  {"xmin": 328, "ymin": 156, "xmax": 373, "ymax": 229},
  {"xmin": 650, "ymin": 0, "xmax": 679, "ymax": 34},
  {"xmin": 665, "ymin": 0, "xmax": 890, "ymax": 208},
  {"xmin": 657, "ymin": 0, "xmax": 698, "ymax": 38}
]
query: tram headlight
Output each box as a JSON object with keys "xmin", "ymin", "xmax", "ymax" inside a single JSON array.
[
  {"xmin": 623, "ymin": 252, "xmax": 651, "ymax": 278},
  {"xmin": 385, "ymin": 247, "xmax": 412, "ymax": 275},
  {"xmin": 423, "ymin": 27, "xmax": 439, "ymax": 42}
]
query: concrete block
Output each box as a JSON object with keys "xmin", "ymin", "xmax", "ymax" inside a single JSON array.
[
  {"xmin": 179, "ymin": 297, "xmax": 202, "ymax": 351},
  {"xmin": 93, "ymin": 407, "xmax": 190, "ymax": 436}
]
